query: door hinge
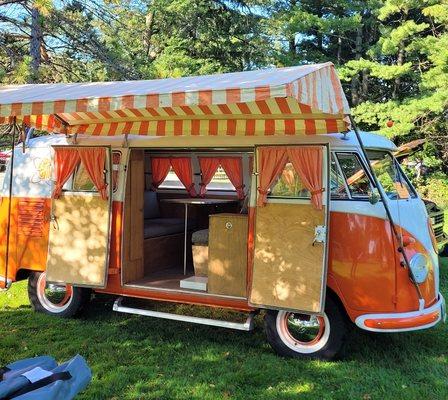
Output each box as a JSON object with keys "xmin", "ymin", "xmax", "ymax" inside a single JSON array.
[{"xmin": 313, "ymin": 225, "xmax": 326, "ymax": 246}]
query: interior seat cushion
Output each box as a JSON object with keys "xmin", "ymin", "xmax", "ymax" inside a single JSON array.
[
  {"xmin": 144, "ymin": 191, "xmax": 161, "ymax": 220},
  {"xmin": 192, "ymin": 229, "xmax": 209, "ymax": 245},
  {"xmin": 144, "ymin": 218, "xmax": 197, "ymax": 239}
]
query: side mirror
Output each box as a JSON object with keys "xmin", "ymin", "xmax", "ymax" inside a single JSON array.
[{"xmin": 368, "ymin": 188, "xmax": 380, "ymax": 205}]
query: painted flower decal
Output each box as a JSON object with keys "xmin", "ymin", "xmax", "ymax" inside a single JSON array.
[{"xmin": 31, "ymin": 157, "xmax": 52, "ymax": 185}]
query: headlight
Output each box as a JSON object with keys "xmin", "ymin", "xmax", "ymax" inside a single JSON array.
[{"xmin": 409, "ymin": 253, "xmax": 429, "ymax": 284}]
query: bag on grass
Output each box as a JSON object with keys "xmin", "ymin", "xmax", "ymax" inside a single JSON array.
[
  {"xmin": 0, "ymin": 354, "xmax": 91, "ymax": 400},
  {"xmin": 0, "ymin": 356, "xmax": 58, "ymax": 397}
]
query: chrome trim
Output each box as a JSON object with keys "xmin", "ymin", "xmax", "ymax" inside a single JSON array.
[
  {"xmin": 355, "ymin": 294, "xmax": 444, "ymax": 333},
  {"xmin": 113, "ymin": 297, "xmax": 255, "ymax": 331}
]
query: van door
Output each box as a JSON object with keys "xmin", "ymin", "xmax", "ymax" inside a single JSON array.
[
  {"xmin": 249, "ymin": 145, "xmax": 330, "ymax": 314},
  {"xmin": 45, "ymin": 146, "xmax": 112, "ymax": 288}
]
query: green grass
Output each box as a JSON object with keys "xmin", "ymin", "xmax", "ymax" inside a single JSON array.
[{"xmin": 1, "ymin": 263, "xmax": 447, "ymax": 400}]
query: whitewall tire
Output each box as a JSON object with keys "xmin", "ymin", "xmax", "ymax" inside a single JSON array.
[
  {"xmin": 264, "ymin": 296, "xmax": 349, "ymax": 360},
  {"xmin": 28, "ymin": 272, "xmax": 91, "ymax": 317}
]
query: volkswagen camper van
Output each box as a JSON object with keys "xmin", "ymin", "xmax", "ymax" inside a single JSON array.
[{"xmin": 0, "ymin": 63, "xmax": 444, "ymax": 360}]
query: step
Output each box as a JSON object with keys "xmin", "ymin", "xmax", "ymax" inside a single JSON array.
[
  {"xmin": 113, "ymin": 297, "xmax": 256, "ymax": 331},
  {"xmin": 179, "ymin": 276, "xmax": 207, "ymax": 291}
]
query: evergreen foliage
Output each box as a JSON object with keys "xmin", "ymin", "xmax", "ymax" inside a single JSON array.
[{"xmin": 0, "ymin": 0, "xmax": 447, "ymax": 177}]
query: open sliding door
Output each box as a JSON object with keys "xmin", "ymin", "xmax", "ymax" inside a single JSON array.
[
  {"xmin": 46, "ymin": 146, "xmax": 112, "ymax": 288},
  {"xmin": 249, "ymin": 145, "xmax": 330, "ymax": 314}
]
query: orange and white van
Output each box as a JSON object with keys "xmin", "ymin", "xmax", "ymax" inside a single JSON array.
[{"xmin": 0, "ymin": 63, "xmax": 444, "ymax": 359}]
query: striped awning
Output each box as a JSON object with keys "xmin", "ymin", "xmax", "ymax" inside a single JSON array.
[{"xmin": 0, "ymin": 62, "xmax": 350, "ymax": 137}]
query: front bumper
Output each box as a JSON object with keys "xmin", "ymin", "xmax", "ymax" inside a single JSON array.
[{"xmin": 355, "ymin": 294, "xmax": 445, "ymax": 332}]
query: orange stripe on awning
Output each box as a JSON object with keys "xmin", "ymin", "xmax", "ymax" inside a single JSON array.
[
  {"xmin": 198, "ymin": 90, "xmax": 212, "ymax": 105},
  {"xmin": 76, "ymin": 99, "xmax": 88, "ymax": 112},
  {"xmin": 121, "ymin": 95, "xmax": 134, "ymax": 109},
  {"xmin": 265, "ymin": 120, "xmax": 275, "ymax": 136},
  {"xmin": 209, "ymin": 119, "xmax": 218, "ymax": 136},
  {"xmin": 172, "ymin": 92, "xmax": 185, "ymax": 107},
  {"xmin": 227, "ymin": 119, "xmax": 236, "ymax": 136},
  {"xmin": 305, "ymin": 120, "xmax": 316, "ymax": 135},
  {"xmin": 189, "ymin": 120, "xmax": 198, "ymax": 135},
  {"xmin": 275, "ymin": 97, "xmax": 291, "ymax": 114},
  {"xmin": 246, "ymin": 120, "xmax": 255, "ymax": 136},
  {"xmin": 174, "ymin": 120, "xmax": 183, "ymax": 136},
  {"xmin": 226, "ymin": 88, "xmax": 241, "ymax": 104},
  {"xmin": 255, "ymin": 86, "xmax": 270, "ymax": 101},
  {"xmin": 139, "ymin": 121, "xmax": 149, "ymax": 135},
  {"xmin": 98, "ymin": 97, "xmax": 111, "ymax": 111},
  {"xmin": 157, "ymin": 120, "xmax": 166, "ymax": 136},
  {"xmin": 146, "ymin": 94, "xmax": 159, "ymax": 108}
]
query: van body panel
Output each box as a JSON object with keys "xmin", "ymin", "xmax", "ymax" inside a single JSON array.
[{"xmin": 0, "ymin": 132, "xmax": 442, "ymax": 333}]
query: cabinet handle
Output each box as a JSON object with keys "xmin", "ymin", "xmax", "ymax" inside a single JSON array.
[{"xmin": 225, "ymin": 222, "xmax": 233, "ymax": 230}]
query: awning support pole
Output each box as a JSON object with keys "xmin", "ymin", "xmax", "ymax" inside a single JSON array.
[
  {"xmin": 122, "ymin": 132, "xmax": 129, "ymax": 148},
  {"xmin": 3, "ymin": 118, "xmax": 18, "ymax": 290},
  {"xmin": 349, "ymin": 115, "xmax": 424, "ymax": 304}
]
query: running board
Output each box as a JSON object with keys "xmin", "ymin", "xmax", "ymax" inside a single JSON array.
[{"xmin": 113, "ymin": 297, "xmax": 256, "ymax": 331}]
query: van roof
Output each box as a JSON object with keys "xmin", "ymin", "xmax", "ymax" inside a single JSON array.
[{"xmin": 27, "ymin": 130, "xmax": 397, "ymax": 152}]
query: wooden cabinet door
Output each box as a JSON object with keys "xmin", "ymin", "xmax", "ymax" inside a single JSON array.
[
  {"xmin": 249, "ymin": 145, "xmax": 330, "ymax": 313},
  {"xmin": 208, "ymin": 214, "xmax": 248, "ymax": 297}
]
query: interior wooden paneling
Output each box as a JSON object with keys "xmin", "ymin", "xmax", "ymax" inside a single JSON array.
[
  {"xmin": 208, "ymin": 214, "xmax": 248, "ymax": 297},
  {"xmin": 122, "ymin": 150, "xmax": 145, "ymax": 283},
  {"xmin": 250, "ymin": 203, "xmax": 325, "ymax": 313},
  {"xmin": 143, "ymin": 233, "xmax": 192, "ymax": 275},
  {"xmin": 46, "ymin": 194, "xmax": 109, "ymax": 286}
]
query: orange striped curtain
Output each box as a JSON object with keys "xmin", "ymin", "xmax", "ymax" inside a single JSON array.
[
  {"xmin": 170, "ymin": 157, "xmax": 197, "ymax": 197},
  {"xmin": 287, "ymin": 147, "xmax": 324, "ymax": 210},
  {"xmin": 257, "ymin": 147, "xmax": 288, "ymax": 207},
  {"xmin": 220, "ymin": 157, "xmax": 245, "ymax": 199},
  {"xmin": 151, "ymin": 158, "xmax": 171, "ymax": 190},
  {"xmin": 78, "ymin": 148, "xmax": 108, "ymax": 200},
  {"xmin": 198, "ymin": 157, "xmax": 220, "ymax": 197},
  {"xmin": 52, "ymin": 148, "xmax": 80, "ymax": 199}
]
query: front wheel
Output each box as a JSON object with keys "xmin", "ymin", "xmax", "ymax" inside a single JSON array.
[
  {"xmin": 264, "ymin": 296, "xmax": 349, "ymax": 360},
  {"xmin": 28, "ymin": 272, "xmax": 91, "ymax": 317}
]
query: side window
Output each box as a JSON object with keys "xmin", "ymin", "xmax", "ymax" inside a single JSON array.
[
  {"xmin": 158, "ymin": 166, "xmax": 185, "ymax": 189},
  {"xmin": 367, "ymin": 150, "xmax": 416, "ymax": 200},
  {"xmin": 72, "ymin": 163, "xmax": 96, "ymax": 191},
  {"xmin": 207, "ymin": 167, "xmax": 234, "ymax": 191},
  {"xmin": 336, "ymin": 153, "xmax": 372, "ymax": 198},
  {"xmin": 330, "ymin": 154, "xmax": 349, "ymax": 199},
  {"xmin": 268, "ymin": 162, "xmax": 311, "ymax": 199}
]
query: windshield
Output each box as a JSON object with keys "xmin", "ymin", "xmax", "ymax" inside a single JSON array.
[{"xmin": 367, "ymin": 150, "xmax": 416, "ymax": 200}]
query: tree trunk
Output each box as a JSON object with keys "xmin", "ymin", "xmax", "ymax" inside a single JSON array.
[
  {"xmin": 145, "ymin": 10, "xmax": 154, "ymax": 58},
  {"xmin": 29, "ymin": 6, "xmax": 42, "ymax": 83},
  {"xmin": 350, "ymin": 24, "xmax": 363, "ymax": 106},
  {"xmin": 288, "ymin": 0, "xmax": 297, "ymax": 57},
  {"xmin": 393, "ymin": 43, "xmax": 405, "ymax": 99},
  {"xmin": 337, "ymin": 36, "xmax": 342, "ymax": 64}
]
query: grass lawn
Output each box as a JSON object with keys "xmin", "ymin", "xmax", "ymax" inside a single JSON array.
[{"xmin": 0, "ymin": 261, "xmax": 447, "ymax": 400}]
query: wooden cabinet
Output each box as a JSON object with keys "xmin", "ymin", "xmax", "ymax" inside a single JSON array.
[{"xmin": 208, "ymin": 214, "xmax": 248, "ymax": 297}]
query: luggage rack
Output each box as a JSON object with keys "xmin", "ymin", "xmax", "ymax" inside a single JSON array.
[{"xmin": 112, "ymin": 297, "xmax": 256, "ymax": 331}]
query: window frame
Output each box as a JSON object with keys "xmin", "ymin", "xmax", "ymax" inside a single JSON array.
[
  {"xmin": 334, "ymin": 151, "xmax": 376, "ymax": 201},
  {"xmin": 366, "ymin": 149, "xmax": 418, "ymax": 200},
  {"xmin": 329, "ymin": 152, "xmax": 351, "ymax": 200}
]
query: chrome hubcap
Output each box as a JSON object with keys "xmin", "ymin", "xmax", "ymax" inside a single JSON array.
[
  {"xmin": 37, "ymin": 273, "xmax": 73, "ymax": 312},
  {"xmin": 277, "ymin": 310, "xmax": 330, "ymax": 353}
]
